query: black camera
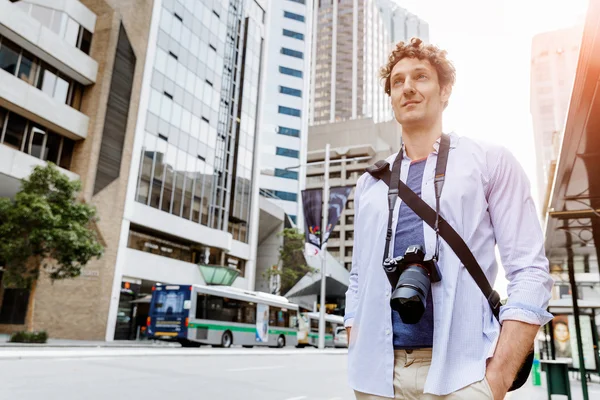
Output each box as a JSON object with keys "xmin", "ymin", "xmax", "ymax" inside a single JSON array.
[{"xmin": 383, "ymin": 245, "xmax": 442, "ymax": 324}]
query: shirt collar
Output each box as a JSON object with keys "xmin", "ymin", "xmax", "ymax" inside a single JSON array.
[{"xmin": 400, "ymin": 131, "xmax": 459, "ymax": 158}]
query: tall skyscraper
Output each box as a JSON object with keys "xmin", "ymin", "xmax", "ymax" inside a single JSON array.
[
  {"xmin": 0, "ymin": 0, "xmax": 267, "ymax": 341},
  {"xmin": 258, "ymin": 0, "xmax": 312, "ymax": 222},
  {"xmin": 310, "ymin": 0, "xmax": 429, "ymax": 125},
  {"xmin": 530, "ymin": 26, "xmax": 582, "ymax": 213}
]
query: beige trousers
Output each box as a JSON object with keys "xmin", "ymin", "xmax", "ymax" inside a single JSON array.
[{"xmin": 354, "ymin": 349, "xmax": 493, "ymax": 399}]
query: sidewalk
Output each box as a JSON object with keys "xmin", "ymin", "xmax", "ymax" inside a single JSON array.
[
  {"xmin": 0, "ymin": 333, "xmax": 179, "ymax": 348},
  {"xmin": 508, "ymin": 372, "xmax": 600, "ymax": 400}
]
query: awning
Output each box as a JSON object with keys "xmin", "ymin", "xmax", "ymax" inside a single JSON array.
[
  {"xmin": 285, "ymin": 249, "xmax": 350, "ymax": 298},
  {"xmin": 545, "ymin": 2, "xmax": 600, "ymax": 266},
  {"xmin": 198, "ymin": 265, "xmax": 239, "ymax": 286}
]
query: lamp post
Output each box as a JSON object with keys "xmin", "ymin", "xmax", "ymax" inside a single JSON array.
[{"xmin": 317, "ymin": 143, "xmax": 330, "ymax": 350}]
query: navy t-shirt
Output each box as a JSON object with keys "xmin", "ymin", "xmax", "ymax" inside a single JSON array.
[{"xmin": 391, "ymin": 158, "xmax": 434, "ymax": 349}]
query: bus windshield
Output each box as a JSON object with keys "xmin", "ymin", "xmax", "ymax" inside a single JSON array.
[{"xmin": 153, "ymin": 289, "xmax": 186, "ymax": 316}]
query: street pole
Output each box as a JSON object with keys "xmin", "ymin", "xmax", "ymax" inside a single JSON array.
[
  {"xmin": 318, "ymin": 143, "xmax": 330, "ymax": 350},
  {"xmin": 565, "ymin": 219, "xmax": 589, "ymax": 400}
]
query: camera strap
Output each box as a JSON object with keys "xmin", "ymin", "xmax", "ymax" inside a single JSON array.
[
  {"xmin": 367, "ymin": 135, "xmax": 532, "ymax": 392},
  {"xmin": 368, "ymin": 133, "xmax": 501, "ymax": 320}
]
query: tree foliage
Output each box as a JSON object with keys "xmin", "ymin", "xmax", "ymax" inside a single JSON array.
[
  {"xmin": 0, "ymin": 163, "xmax": 104, "ymax": 288},
  {"xmin": 265, "ymin": 228, "xmax": 315, "ymax": 295}
]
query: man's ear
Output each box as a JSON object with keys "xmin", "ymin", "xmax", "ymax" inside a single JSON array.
[{"xmin": 440, "ymin": 84, "xmax": 452, "ymax": 104}]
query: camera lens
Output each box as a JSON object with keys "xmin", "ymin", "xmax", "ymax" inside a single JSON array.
[{"xmin": 390, "ymin": 265, "xmax": 431, "ymax": 324}]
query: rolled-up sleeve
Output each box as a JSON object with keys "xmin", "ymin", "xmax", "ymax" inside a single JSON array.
[
  {"xmin": 345, "ymin": 175, "xmax": 365, "ymax": 328},
  {"xmin": 487, "ymin": 146, "xmax": 554, "ymax": 326}
]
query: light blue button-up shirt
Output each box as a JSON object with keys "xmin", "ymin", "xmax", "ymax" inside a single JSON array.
[{"xmin": 344, "ymin": 132, "xmax": 553, "ymax": 397}]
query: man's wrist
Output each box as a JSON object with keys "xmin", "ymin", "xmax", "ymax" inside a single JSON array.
[{"xmin": 486, "ymin": 362, "xmax": 513, "ymax": 390}]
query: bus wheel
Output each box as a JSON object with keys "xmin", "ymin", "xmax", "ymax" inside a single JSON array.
[
  {"xmin": 221, "ymin": 331, "xmax": 233, "ymax": 348},
  {"xmin": 276, "ymin": 335, "xmax": 285, "ymax": 348}
]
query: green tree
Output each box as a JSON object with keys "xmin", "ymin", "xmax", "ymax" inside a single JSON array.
[
  {"xmin": 0, "ymin": 163, "xmax": 104, "ymax": 330},
  {"xmin": 265, "ymin": 228, "xmax": 315, "ymax": 295}
]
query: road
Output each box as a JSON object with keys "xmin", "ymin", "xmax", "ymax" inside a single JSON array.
[
  {"xmin": 0, "ymin": 347, "xmax": 599, "ymax": 400},
  {"xmin": 0, "ymin": 348, "xmax": 354, "ymax": 400}
]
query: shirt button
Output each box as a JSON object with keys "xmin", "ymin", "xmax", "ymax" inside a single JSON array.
[
  {"xmin": 385, "ymin": 290, "xmax": 390, "ymax": 296},
  {"xmin": 385, "ymin": 329, "xmax": 391, "ymax": 335}
]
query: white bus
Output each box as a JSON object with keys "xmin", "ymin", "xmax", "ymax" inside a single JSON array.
[
  {"xmin": 147, "ymin": 284, "xmax": 299, "ymax": 348},
  {"xmin": 297, "ymin": 312, "xmax": 345, "ymax": 348}
]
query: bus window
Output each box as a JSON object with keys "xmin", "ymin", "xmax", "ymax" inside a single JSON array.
[
  {"xmin": 310, "ymin": 318, "xmax": 319, "ymax": 332},
  {"xmin": 154, "ymin": 290, "xmax": 185, "ymax": 316},
  {"xmin": 326, "ymin": 321, "xmax": 334, "ymax": 335},
  {"xmin": 289, "ymin": 310, "xmax": 298, "ymax": 328},
  {"xmin": 196, "ymin": 294, "xmax": 207, "ymax": 319},
  {"xmin": 242, "ymin": 302, "xmax": 256, "ymax": 324}
]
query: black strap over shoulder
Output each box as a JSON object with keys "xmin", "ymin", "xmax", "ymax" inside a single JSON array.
[
  {"xmin": 366, "ymin": 135, "xmax": 501, "ymax": 321},
  {"xmin": 365, "ymin": 135, "xmax": 533, "ymax": 392}
]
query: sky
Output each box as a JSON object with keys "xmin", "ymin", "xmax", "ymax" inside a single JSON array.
[{"xmin": 395, "ymin": 0, "xmax": 590, "ymax": 297}]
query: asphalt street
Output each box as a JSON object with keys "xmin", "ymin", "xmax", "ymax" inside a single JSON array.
[
  {"xmin": 0, "ymin": 348, "xmax": 599, "ymax": 400},
  {"xmin": 0, "ymin": 349, "xmax": 354, "ymax": 400}
]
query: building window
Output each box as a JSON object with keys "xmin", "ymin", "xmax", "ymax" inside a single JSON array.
[
  {"xmin": 329, "ymin": 230, "xmax": 340, "ymax": 239},
  {"xmin": 0, "ymin": 107, "xmax": 75, "ymax": 169},
  {"xmin": 287, "ymin": 0, "xmax": 306, "ymax": 4},
  {"xmin": 345, "ymin": 248, "xmax": 353, "ymax": 257},
  {"xmin": 0, "ymin": 288, "xmax": 30, "ymax": 325},
  {"xmin": 278, "ymin": 106, "xmax": 301, "ymax": 117},
  {"xmin": 288, "ymin": 215, "xmax": 297, "ymax": 224},
  {"xmin": 283, "ymin": 29, "xmax": 304, "ymax": 40},
  {"xmin": 0, "ymin": 36, "xmax": 84, "ymax": 110},
  {"xmin": 346, "ymin": 231, "xmax": 354, "ymax": 240},
  {"xmin": 346, "ymin": 214, "xmax": 354, "ymax": 225},
  {"xmin": 278, "ymin": 126, "xmax": 300, "ymax": 137},
  {"xmin": 127, "ymin": 228, "xmax": 194, "ymax": 263},
  {"xmin": 345, "ymin": 262, "xmax": 352, "ymax": 271},
  {"xmin": 263, "ymin": 190, "xmax": 298, "ymax": 202},
  {"xmin": 276, "ymin": 147, "xmax": 299, "ymax": 158},
  {"xmin": 17, "ymin": 4, "xmax": 93, "ymax": 55},
  {"xmin": 275, "ymin": 168, "xmax": 299, "ymax": 180},
  {"xmin": 279, "ymin": 66, "xmax": 303, "ymax": 78},
  {"xmin": 283, "ymin": 11, "xmax": 305, "ymax": 22},
  {"xmin": 280, "ymin": 86, "xmax": 302, "ymax": 98},
  {"xmin": 281, "ymin": 47, "xmax": 303, "ymax": 59}
]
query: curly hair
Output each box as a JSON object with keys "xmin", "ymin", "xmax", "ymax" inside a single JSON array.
[{"xmin": 380, "ymin": 37, "xmax": 456, "ymax": 96}]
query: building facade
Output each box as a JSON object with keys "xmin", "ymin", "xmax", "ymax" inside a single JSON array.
[
  {"xmin": 257, "ymin": 0, "xmax": 312, "ymax": 223},
  {"xmin": 306, "ymin": 118, "xmax": 401, "ymax": 271},
  {"xmin": 310, "ymin": 0, "xmax": 428, "ymax": 125},
  {"xmin": 0, "ymin": 0, "xmax": 268, "ymax": 341},
  {"xmin": 0, "ymin": 0, "xmax": 153, "ymax": 339},
  {"xmin": 110, "ymin": 0, "xmax": 267, "ymax": 340},
  {"xmin": 530, "ymin": 26, "xmax": 582, "ymax": 213}
]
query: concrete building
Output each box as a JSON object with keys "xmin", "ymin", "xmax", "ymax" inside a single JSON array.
[
  {"xmin": 257, "ymin": 0, "xmax": 312, "ymax": 223},
  {"xmin": 530, "ymin": 26, "xmax": 582, "ymax": 214},
  {"xmin": 0, "ymin": 0, "xmax": 150, "ymax": 340},
  {"xmin": 0, "ymin": 0, "xmax": 268, "ymax": 341},
  {"xmin": 306, "ymin": 118, "xmax": 401, "ymax": 272},
  {"xmin": 310, "ymin": 0, "xmax": 428, "ymax": 125}
]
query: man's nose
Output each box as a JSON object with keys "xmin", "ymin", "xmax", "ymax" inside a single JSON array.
[{"xmin": 403, "ymin": 79, "xmax": 416, "ymax": 95}]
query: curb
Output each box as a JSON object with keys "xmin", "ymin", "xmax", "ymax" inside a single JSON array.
[{"xmin": 0, "ymin": 348, "xmax": 348, "ymax": 360}]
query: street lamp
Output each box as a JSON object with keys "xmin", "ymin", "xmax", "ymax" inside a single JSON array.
[{"xmin": 283, "ymin": 146, "xmax": 371, "ymax": 349}]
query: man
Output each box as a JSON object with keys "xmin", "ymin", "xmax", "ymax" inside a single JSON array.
[{"xmin": 345, "ymin": 38, "xmax": 553, "ymax": 399}]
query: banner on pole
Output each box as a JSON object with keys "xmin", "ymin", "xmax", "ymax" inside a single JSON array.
[
  {"xmin": 322, "ymin": 186, "xmax": 353, "ymax": 245},
  {"xmin": 301, "ymin": 189, "xmax": 323, "ymax": 248}
]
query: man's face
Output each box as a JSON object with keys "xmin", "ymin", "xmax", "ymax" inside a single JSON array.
[
  {"xmin": 555, "ymin": 323, "xmax": 569, "ymax": 342},
  {"xmin": 389, "ymin": 57, "xmax": 451, "ymax": 128}
]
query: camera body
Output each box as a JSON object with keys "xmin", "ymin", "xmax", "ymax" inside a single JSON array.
[{"xmin": 384, "ymin": 245, "xmax": 442, "ymax": 324}]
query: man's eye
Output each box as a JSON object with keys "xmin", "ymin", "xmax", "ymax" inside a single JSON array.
[
  {"xmin": 418, "ymin": 74, "xmax": 428, "ymax": 80},
  {"xmin": 393, "ymin": 79, "xmax": 404, "ymax": 85}
]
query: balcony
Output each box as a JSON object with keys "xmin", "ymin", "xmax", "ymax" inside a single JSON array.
[
  {"xmin": 0, "ymin": 0, "xmax": 98, "ymax": 84},
  {"xmin": 0, "ymin": 143, "xmax": 78, "ymax": 197},
  {"xmin": 0, "ymin": 67, "xmax": 88, "ymax": 139}
]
